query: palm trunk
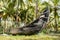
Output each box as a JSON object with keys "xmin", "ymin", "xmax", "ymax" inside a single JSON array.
[
  {"xmin": 35, "ymin": 0, "xmax": 38, "ymax": 19},
  {"xmin": 0, "ymin": 18, "xmax": 1, "ymax": 26},
  {"xmin": 54, "ymin": 7, "xmax": 58, "ymax": 32},
  {"xmin": 16, "ymin": 0, "xmax": 19, "ymax": 27},
  {"xmin": 55, "ymin": 18, "xmax": 58, "ymax": 32},
  {"xmin": 0, "ymin": 15, "xmax": 2, "ymax": 26}
]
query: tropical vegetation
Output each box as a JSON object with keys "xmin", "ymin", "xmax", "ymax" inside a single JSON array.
[{"xmin": 0, "ymin": 0, "xmax": 60, "ymax": 40}]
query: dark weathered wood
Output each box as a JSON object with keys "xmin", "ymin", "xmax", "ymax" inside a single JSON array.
[{"xmin": 10, "ymin": 7, "xmax": 50, "ymax": 35}]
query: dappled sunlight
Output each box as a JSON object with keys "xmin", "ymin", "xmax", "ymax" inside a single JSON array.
[
  {"xmin": 0, "ymin": 0, "xmax": 60, "ymax": 40},
  {"xmin": 0, "ymin": 33, "xmax": 60, "ymax": 40}
]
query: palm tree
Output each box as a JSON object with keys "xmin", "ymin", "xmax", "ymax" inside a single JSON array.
[
  {"xmin": 42, "ymin": 0, "xmax": 60, "ymax": 32},
  {"xmin": 1, "ymin": 0, "xmax": 17, "ymax": 34},
  {"xmin": 1, "ymin": 0, "xmax": 37, "ymax": 27}
]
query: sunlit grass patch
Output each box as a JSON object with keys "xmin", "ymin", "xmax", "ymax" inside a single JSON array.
[{"xmin": 0, "ymin": 34, "xmax": 60, "ymax": 40}]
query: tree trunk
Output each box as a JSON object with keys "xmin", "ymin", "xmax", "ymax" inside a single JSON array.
[
  {"xmin": 54, "ymin": 7, "xmax": 58, "ymax": 32},
  {"xmin": 35, "ymin": 0, "xmax": 38, "ymax": 19}
]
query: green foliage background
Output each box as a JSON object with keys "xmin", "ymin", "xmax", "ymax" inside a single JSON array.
[{"xmin": 0, "ymin": 0, "xmax": 60, "ymax": 34}]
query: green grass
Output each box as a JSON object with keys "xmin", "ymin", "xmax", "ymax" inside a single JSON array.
[{"xmin": 0, "ymin": 34, "xmax": 60, "ymax": 40}]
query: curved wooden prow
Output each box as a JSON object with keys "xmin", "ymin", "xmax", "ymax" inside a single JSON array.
[{"xmin": 10, "ymin": 7, "xmax": 50, "ymax": 35}]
